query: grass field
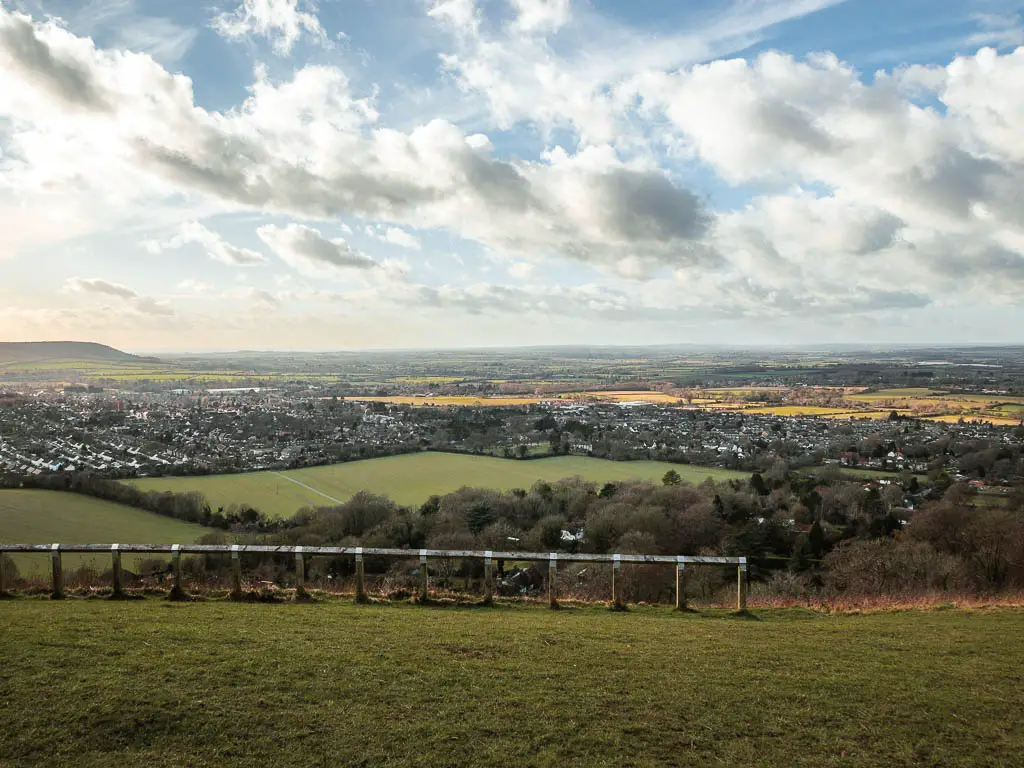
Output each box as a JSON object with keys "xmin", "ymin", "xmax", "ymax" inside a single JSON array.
[
  {"xmin": 129, "ymin": 453, "xmax": 747, "ymax": 518},
  {"xmin": 0, "ymin": 601, "xmax": 1021, "ymax": 767},
  {"xmin": 0, "ymin": 490, "xmax": 205, "ymax": 576}
]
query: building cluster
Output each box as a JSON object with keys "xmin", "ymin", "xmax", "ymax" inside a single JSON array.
[{"xmin": 1, "ymin": 388, "xmax": 1021, "ymax": 482}]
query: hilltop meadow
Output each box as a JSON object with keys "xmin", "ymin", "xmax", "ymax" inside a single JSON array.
[{"xmin": 0, "ymin": 600, "xmax": 1022, "ymax": 767}]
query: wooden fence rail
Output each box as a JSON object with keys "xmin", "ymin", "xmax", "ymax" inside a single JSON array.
[{"xmin": 0, "ymin": 544, "xmax": 748, "ymax": 610}]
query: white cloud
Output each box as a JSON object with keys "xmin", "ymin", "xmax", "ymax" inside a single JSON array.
[
  {"xmin": 245, "ymin": 287, "xmax": 281, "ymax": 307},
  {"xmin": 145, "ymin": 222, "xmax": 267, "ymax": 266},
  {"xmin": 2, "ymin": 6, "xmax": 1024, "ymax": 340},
  {"xmin": 382, "ymin": 226, "xmax": 422, "ymax": 250},
  {"xmin": 427, "ymin": 0, "xmax": 480, "ymax": 34},
  {"xmin": 64, "ymin": 276, "xmax": 138, "ymax": 300},
  {"xmin": 63, "ymin": 277, "xmax": 174, "ymax": 315},
  {"xmin": 257, "ymin": 222, "xmax": 382, "ymax": 276},
  {"xmin": 212, "ymin": 0, "xmax": 327, "ymax": 56},
  {"xmin": 508, "ymin": 0, "xmax": 571, "ymax": 35},
  {"xmin": 508, "ymin": 261, "xmax": 534, "ymax": 279},
  {"xmin": 177, "ymin": 279, "xmax": 213, "ymax": 294}
]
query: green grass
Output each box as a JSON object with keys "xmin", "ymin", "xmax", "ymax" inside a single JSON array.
[
  {"xmin": 801, "ymin": 466, "xmax": 927, "ymax": 480},
  {"xmin": 129, "ymin": 453, "xmax": 748, "ymax": 518},
  {"xmin": 0, "ymin": 601, "xmax": 1021, "ymax": 767},
  {"xmin": 0, "ymin": 490, "xmax": 206, "ymax": 576}
]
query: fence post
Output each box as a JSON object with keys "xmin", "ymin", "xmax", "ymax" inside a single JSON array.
[
  {"xmin": 0, "ymin": 550, "xmax": 7, "ymax": 596},
  {"xmin": 675, "ymin": 556, "xmax": 686, "ymax": 611},
  {"xmin": 483, "ymin": 551, "xmax": 493, "ymax": 605},
  {"xmin": 51, "ymin": 543, "xmax": 63, "ymax": 599},
  {"xmin": 355, "ymin": 547, "xmax": 366, "ymax": 603},
  {"xmin": 294, "ymin": 546, "xmax": 306, "ymax": 597},
  {"xmin": 231, "ymin": 545, "xmax": 242, "ymax": 599},
  {"xmin": 611, "ymin": 554, "xmax": 622, "ymax": 610},
  {"xmin": 418, "ymin": 549, "xmax": 428, "ymax": 603},
  {"xmin": 111, "ymin": 544, "xmax": 123, "ymax": 597},
  {"xmin": 170, "ymin": 544, "xmax": 184, "ymax": 599},
  {"xmin": 548, "ymin": 553, "xmax": 558, "ymax": 609},
  {"xmin": 737, "ymin": 557, "xmax": 747, "ymax": 612}
]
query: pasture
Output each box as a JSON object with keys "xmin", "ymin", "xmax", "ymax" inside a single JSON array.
[
  {"xmin": 128, "ymin": 453, "xmax": 747, "ymax": 518},
  {"xmin": 0, "ymin": 490, "xmax": 205, "ymax": 576},
  {"xmin": 0, "ymin": 600, "xmax": 1021, "ymax": 767}
]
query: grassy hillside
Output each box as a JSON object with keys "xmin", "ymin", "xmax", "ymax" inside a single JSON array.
[
  {"xmin": 0, "ymin": 490, "xmax": 206, "ymax": 576},
  {"xmin": 1, "ymin": 601, "xmax": 1022, "ymax": 767},
  {"xmin": 0, "ymin": 341, "xmax": 143, "ymax": 364},
  {"xmin": 129, "ymin": 453, "xmax": 747, "ymax": 517}
]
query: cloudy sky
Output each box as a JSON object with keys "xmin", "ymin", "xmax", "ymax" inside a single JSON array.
[{"xmin": 1, "ymin": 0, "xmax": 1023, "ymax": 351}]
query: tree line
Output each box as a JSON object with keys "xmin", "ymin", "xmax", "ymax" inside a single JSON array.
[{"xmin": 3, "ymin": 467, "xmax": 1022, "ymax": 599}]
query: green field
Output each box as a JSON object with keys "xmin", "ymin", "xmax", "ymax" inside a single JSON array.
[
  {"xmin": 0, "ymin": 490, "xmax": 206, "ymax": 576},
  {"xmin": 0, "ymin": 601, "xmax": 1021, "ymax": 767},
  {"xmin": 129, "ymin": 453, "xmax": 748, "ymax": 517}
]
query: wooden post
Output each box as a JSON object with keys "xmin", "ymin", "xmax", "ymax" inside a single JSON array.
[
  {"xmin": 170, "ymin": 544, "xmax": 184, "ymax": 599},
  {"xmin": 51, "ymin": 543, "xmax": 63, "ymax": 599},
  {"xmin": 611, "ymin": 553, "xmax": 622, "ymax": 610},
  {"xmin": 111, "ymin": 544, "xmax": 123, "ymax": 597},
  {"xmin": 0, "ymin": 550, "xmax": 7, "ymax": 595},
  {"xmin": 483, "ymin": 551, "xmax": 493, "ymax": 605},
  {"xmin": 675, "ymin": 557, "xmax": 686, "ymax": 611},
  {"xmin": 355, "ymin": 547, "xmax": 366, "ymax": 602},
  {"xmin": 418, "ymin": 549, "xmax": 428, "ymax": 603},
  {"xmin": 737, "ymin": 557, "xmax": 747, "ymax": 612},
  {"xmin": 294, "ymin": 546, "xmax": 306, "ymax": 597},
  {"xmin": 231, "ymin": 545, "xmax": 242, "ymax": 598},
  {"xmin": 548, "ymin": 553, "xmax": 558, "ymax": 609}
]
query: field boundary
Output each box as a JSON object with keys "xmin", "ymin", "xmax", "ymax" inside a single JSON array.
[{"xmin": 0, "ymin": 544, "xmax": 749, "ymax": 611}]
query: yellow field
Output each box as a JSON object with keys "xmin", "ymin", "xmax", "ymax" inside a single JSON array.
[
  {"xmin": 567, "ymin": 391, "xmax": 682, "ymax": 403},
  {"xmin": 923, "ymin": 414, "xmax": 1023, "ymax": 426},
  {"xmin": 742, "ymin": 406, "xmax": 860, "ymax": 416},
  {"xmin": 344, "ymin": 385, "xmax": 1023, "ymax": 425}
]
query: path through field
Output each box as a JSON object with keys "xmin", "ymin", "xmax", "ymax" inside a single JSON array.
[{"xmin": 269, "ymin": 472, "xmax": 342, "ymax": 504}]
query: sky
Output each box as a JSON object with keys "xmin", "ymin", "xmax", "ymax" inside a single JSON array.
[{"xmin": 1, "ymin": 0, "xmax": 1023, "ymax": 352}]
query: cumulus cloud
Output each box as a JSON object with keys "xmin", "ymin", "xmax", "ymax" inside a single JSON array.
[
  {"xmin": 144, "ymin": 221, "xmax": 267, "ymax": 266},
  {"xmin": 63, "ymin": 277, "xmax": 174, "ymax": 316},
  {"xmin": 382, "ymin": 227, "xmax": 422, "ymax": 250},
  {"xmin": 508, "ymin": 261, "xmax": 534, "ymax": 279},
  {"xmin": 508, "ymin": 0, "xmax": 571, "ymax": 35},
  {"xmin": 245, "ymin": 287, "xmax": 281, "ymax": 307},
  {"xmin": 212, "ymin": 0, "xmax": 327, "ymax": 56},
  {"xmin": 3, "ymin": 6, "xmax": 1024, "ymax": 334},
  {"xmin": 256, "ymin": 223, "xmax": 381, "ymax": 276},
  {"xmin": 64, "ymin": 277, "xmax": 138, "ymax": 300}
]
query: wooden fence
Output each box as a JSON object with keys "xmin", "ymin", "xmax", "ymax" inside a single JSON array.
[{"xmin": 0, "ymin": 544, "xmax": 749, "ymax": 610}]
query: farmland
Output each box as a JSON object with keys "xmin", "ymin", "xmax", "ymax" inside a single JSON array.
[
  {"xmin": 129, "ymin": 453, "xmax": 747, "ymax": 518},
  {"xmin": 346, "ymin": 390, "xmax": 685, "ymax": 407},
  {"xmin": 0, "ymin": 600, "xmax": 1022, "ymax": 767},
  {"xmin": 347, "ymin": 386, "xmax": 1024, "ymax": 425},
  {"xmin": 0, "ymin": 490, "xmax": 205, "ymax": 576}
]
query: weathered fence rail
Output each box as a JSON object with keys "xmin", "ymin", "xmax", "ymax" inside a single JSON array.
[{"xmin": 0, "ymin": 544, "xmax": 748, "ymax": 610}]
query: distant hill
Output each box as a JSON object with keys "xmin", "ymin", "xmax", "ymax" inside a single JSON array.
[{"xmin": 0, "ymin": 341, "xmax": 157, "ymax": 364}]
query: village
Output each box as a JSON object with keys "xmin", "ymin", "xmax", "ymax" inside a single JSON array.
[{"xmin": 1, "ymin": 386, "xmax": 1021, "ymax": 484}]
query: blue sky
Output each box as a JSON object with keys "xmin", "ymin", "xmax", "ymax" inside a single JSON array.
[{"xmin": 1, "ymin": 0, "xmax": 1023, "ymax": 351}]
